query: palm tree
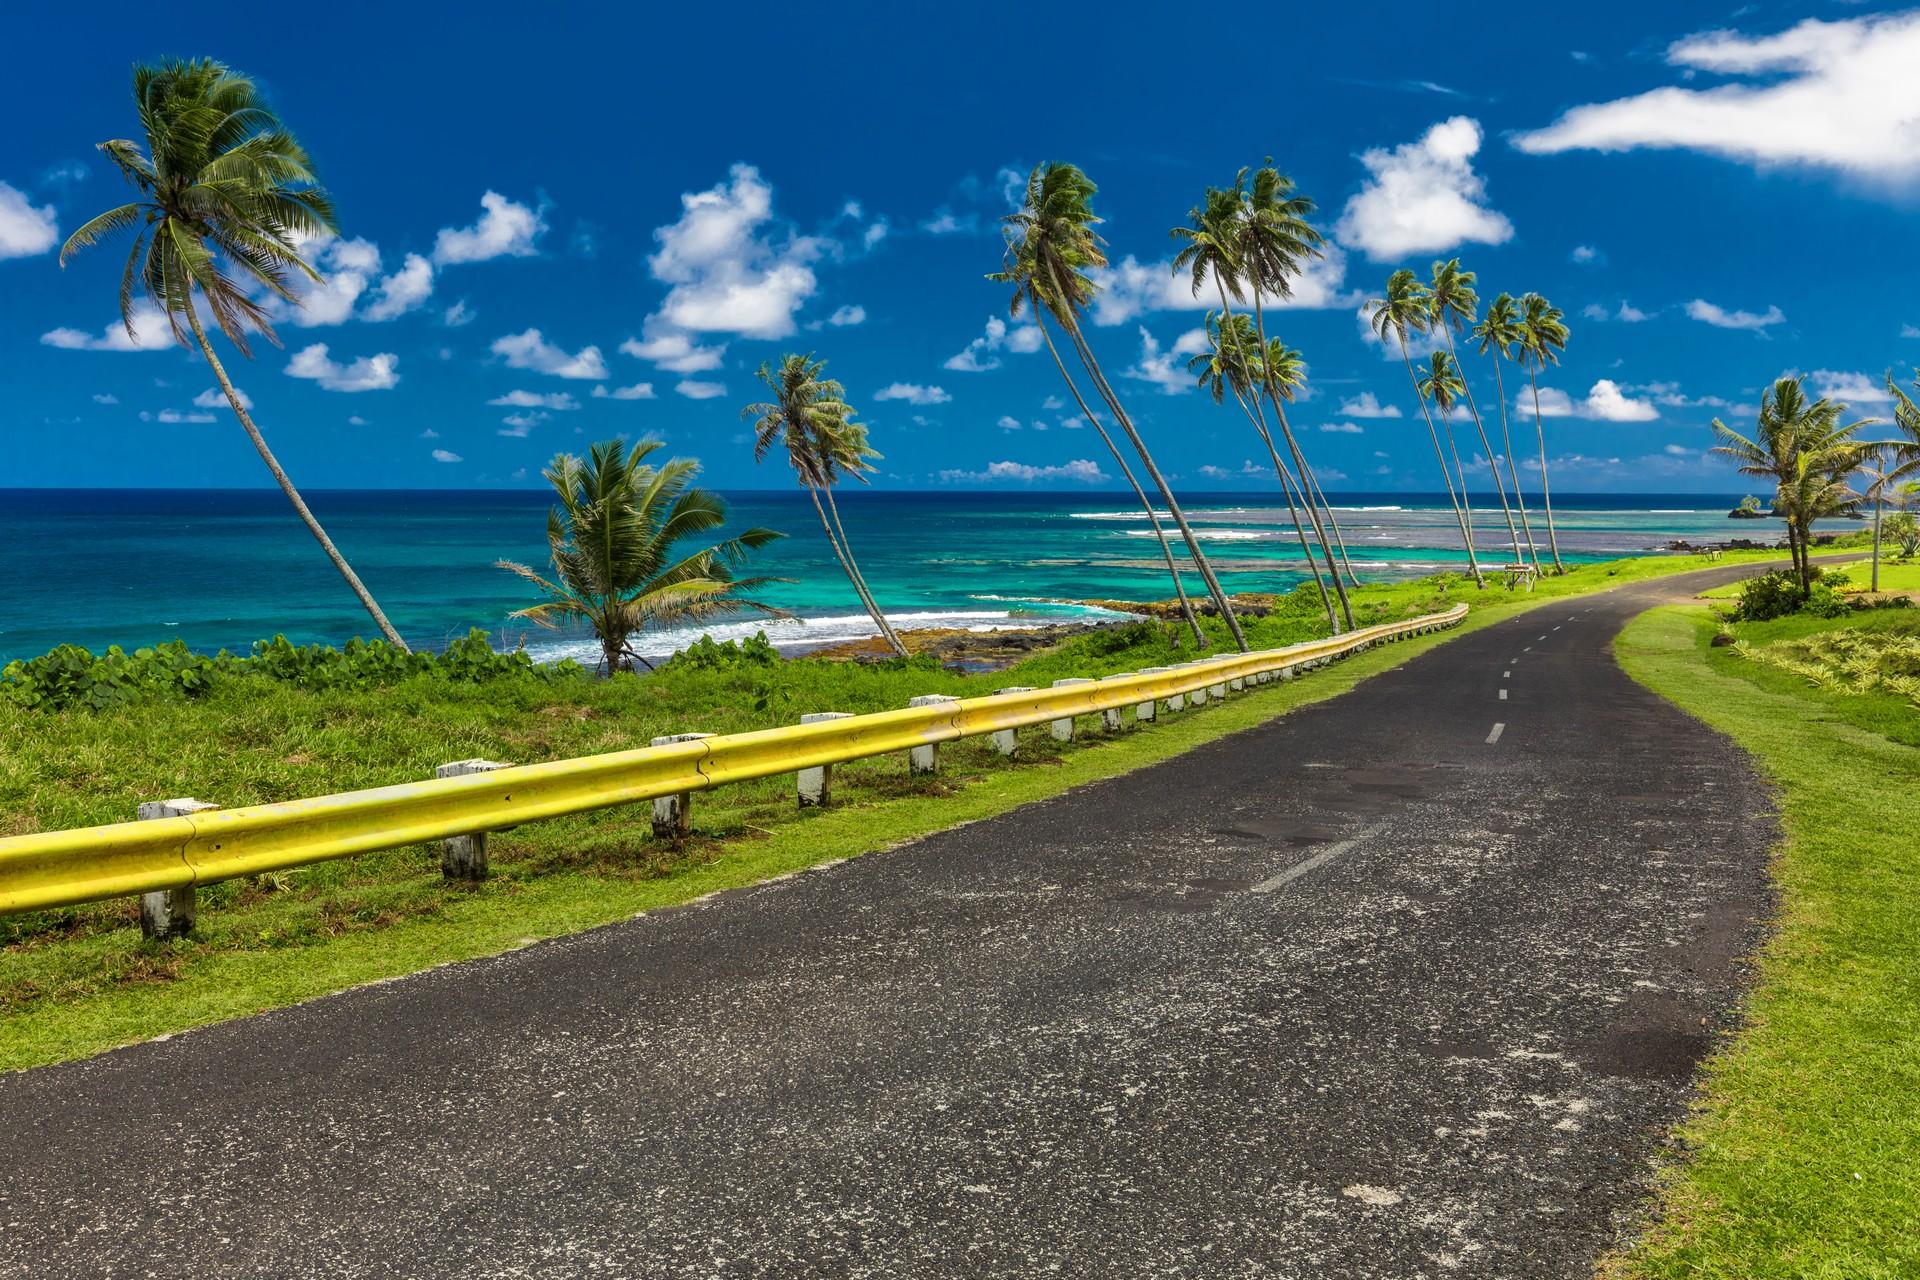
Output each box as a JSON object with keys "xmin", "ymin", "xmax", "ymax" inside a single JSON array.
[
  {"xmin": 1471, "ymin": 293, "xmax": 1542, "ymax": 574},
  {"xmin": 1426, "ymin": 260, "xmax": 1522, "ymax": 562},
  {"xmin": 59, "ymin": 58, "xmax": 408, "ymax": 650},
  {"xmin": 1369, "ymin": 271, "xmax": 1483, "ymax": 586},
  {"xmin": 498, "ymin": 439, "xmax": 787, "ymax": 673},
  {"xmin": 745, "ymin": 355, "xmax": 907, "ymax": 657},
  {"xmin": 1172, "ymin": 167, "xmax": 1355, "ymax": 627},
  {"xmin": 1710, "ymin": 377, "xmax": 1868, "ymax": 592},
  {"xmin": 1263, "ymin": 337, "xmax": 1361, "ymax": 588},
  {"xmin": 998, "ymin": 162, "xmax": 1249, "ymax": 650},
  {"xmin": 1188, "ymin": 311, "xmax": 1336, "ymax": 631},
  {"xmin": 995, "ymin": 240, "xmax": 1206, "ymax": 648},
  {"xmin": 1517, "ymin": 293, "xmax": 1570, "ymax": 573}
]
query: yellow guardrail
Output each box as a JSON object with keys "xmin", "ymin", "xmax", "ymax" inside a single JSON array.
[{"xmin": 0, "ymin": 603, "xmax": 1467, "ymax": 916}]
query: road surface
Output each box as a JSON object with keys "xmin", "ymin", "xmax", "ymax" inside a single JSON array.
[{"xmin": 0, "ymin": 565, "xmax": 1782, "ymax": 1278}]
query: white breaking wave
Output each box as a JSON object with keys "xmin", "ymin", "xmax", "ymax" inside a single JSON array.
[
  {"xmin": 517, "ymin": 605, "xmax": 1137, "ymax": 665},
  {"xmin": 1123, "ymin": 528, "xmax": 1272, "ymax": 541},
  {"xmin": 1069, "ymin": 509, "xmax": 1174, "ymax": 521}
]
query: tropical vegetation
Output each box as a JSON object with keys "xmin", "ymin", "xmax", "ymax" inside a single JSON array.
[
  {"xmin": 496, "ymin": 439, "xmax": 786, "ymax": 673},
  {"xmin": 58, "ymin": 58, "xmax": 408, "ymax": 649}
]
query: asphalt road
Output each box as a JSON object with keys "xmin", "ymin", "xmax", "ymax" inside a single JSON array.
[{"xmin": 0, "ymin": 564, "xmax": 1785, "ymax": 1278}]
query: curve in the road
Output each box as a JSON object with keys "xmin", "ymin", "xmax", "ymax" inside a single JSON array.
[{"xmin": 0, "ymin": 565, "xmax": 1785, "ymax": 1279}]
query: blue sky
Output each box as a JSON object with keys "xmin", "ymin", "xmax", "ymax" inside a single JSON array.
[{"xmin": 3, "ymin": 0, "xmax": 1917, "ymax": 494}]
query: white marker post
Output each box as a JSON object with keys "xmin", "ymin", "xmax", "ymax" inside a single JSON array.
[
  {"xmin": 135, "ymin": 798, "xmax": 218, "ymax": 940},
  {"xmin": 796, "ymin": 712, "xmax": 853, "ymax": 807},
  {"xmin": 1050, "ymin": 678, "xmax": 1091, "ymax": 742},
  {"xmin": 990, "ymin": 687, "xmax": 1036, "ymax": 756},
  {"xmin": 906, "ymin": 694, "xmax": 958, "ymax": 774},
  {"xmin": 435, "ymin": 759, "xmax": 513, "ymax": 880},
  {"xmin": 650, "ymin": 733, "xmax": 712, "ymax": 840}
]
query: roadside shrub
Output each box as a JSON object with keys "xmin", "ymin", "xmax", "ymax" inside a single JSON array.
[
  {"xmin": 659, "ymin": 632, "xmax": 782, "ymax": 672},
  {"xmin": 0, "ymin": 641, "xmax": 221, "ymax": 711},
  {"xmin": 1, "ymin": 629, "xmax": 578, "ymax": 711},
  {"xmin": 1732, "ymin": 571, "xmax": 1811, "ymax": 622}
]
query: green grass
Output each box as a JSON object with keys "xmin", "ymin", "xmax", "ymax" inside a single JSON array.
[
  {"xmin": 1610, "ymin": 605, "xmax": 1920, "ymax": 1278},
  {"xmin": 0, "ymin": 548, "xmax": 1790, "ymax": 1071}
]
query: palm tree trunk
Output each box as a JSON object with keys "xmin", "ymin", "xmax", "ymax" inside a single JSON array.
[
  {"xmin": 1048, "ymin": 267, "xmax": 1249, "ymax": 651},
  {"xmin": 1490, "ymin": 353, "xmax": 1542, "ymax": 574},
  {"xmin": 1872, "ymin": 488, "xmax": 1883, "ymax": 591},
  {"xmin": 1242, "ymin": 289, "xmax": 1354, "ymax": 629},
  {"xmin": 1302, "ymin": 463, "xmax": 1361, "ymax": 588},
  {"xmin": 1225, "ymin": 380, "xmax": 1337, "ymax": 633},
  {"xmin": 804, "ymin": 481, "xmax": 906, "ymax": 657},
  {"xmin": 1035, "ymin": 311, "xmax": 1207, "ymax": 648},
  {"xmin": 1442, "ymin": 328, "xmax": 1522, "ymax": 564},
  {"xmin": 1527, "ymin": 363, "xmax": 1566, "ymax": 573},
  {"xmin": 181, "ymin": 295, "xmax": 409, "ymax": 650},
  {"xmin": 1401, "ymin": 334, "xmax": 1484, "ymax": 587},
  {"xmin": 818, "ymin": 481, "xmax": 909, "ymax": 656}
]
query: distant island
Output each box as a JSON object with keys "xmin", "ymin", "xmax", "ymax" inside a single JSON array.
[{"xmin": 1729, "ymin": 495, "xmax": 1772, "ymax": 519}]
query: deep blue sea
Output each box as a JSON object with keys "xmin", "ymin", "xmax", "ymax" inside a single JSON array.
[{"xmin": 0, "ymin": 489, "xmax": 1834, "ymax": 664}]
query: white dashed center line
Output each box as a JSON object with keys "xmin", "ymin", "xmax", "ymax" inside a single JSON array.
[
  {"xmin": 1503, "ymin": 670, "xmax": 1511, "ymax": 678},
  {"xmin": 1486, "ymin": 722, "xmax": 1506, "ymax": 744},
  {"xmin": 1251, "ymin": 823, "xmax": 1387, "ymax": 894},
  {"xmin": 1499, "ymin": 689, "xmax": 1508, "ymax": 700}
]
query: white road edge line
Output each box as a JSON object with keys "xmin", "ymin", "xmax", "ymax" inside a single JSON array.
[
  {"xmin": 1251, "ymin": 823, "xmax": 1387, "ymax": 895},
  {"xmin": 1486, "ymin": 722, "xmax": 1506, "ymax": 744}
]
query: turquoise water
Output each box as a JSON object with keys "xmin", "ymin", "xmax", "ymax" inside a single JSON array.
[{"xmin": 0, "ymin": 489, "xmax": 1837, "ymax": 664}]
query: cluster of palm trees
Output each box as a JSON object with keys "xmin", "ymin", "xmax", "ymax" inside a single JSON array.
[
  {"xmin": 61, "ymin": 60, "xmax": 1916, "ymax": 667},
  {"xmin": 1367, "ymin": 265, "xmax": 1571, "ymax": 587},
  {"xmin": 1713, "ymin": 373, "xmax": 1920, "ymax": 593}
]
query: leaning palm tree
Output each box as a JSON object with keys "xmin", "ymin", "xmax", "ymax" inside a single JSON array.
[
  {"xmin": 995, "ymin": 240, "xmax": 1206, "ymax": 647},
  {"xmin": 1172, "ymin": 167, "xmax": 1355, "ymax": 626},
  {"xmin": 1710, "ymin": 377, "xmax": 1868, "ymax": 591},
  {"xmin": 498, "ymin": 438, "xmax": 787, "ymax": 673},
  {"xmin": 1517, "ymin": 293, "xmax": 1571, "ymax": 573},
  {"xmin": 997, "ymin": 161, "xmax": 1248, "ymax": 650},
  {"xmin": 1369, "ymin": 271, "xmax": 1483, "ymax": 586},
  {"xmin": 1426, "ymin": 260, "xmax": 1521, "ymax": 561},
  {"xmin": 59, "ymin": 58, "xmax": 408, "ymax": 648},
  {"xmin": 1471, "ymin": 293, "xmax": 1542, "ymax": 574},
  {"xmin": 1263, "ymin": 337, "xmax": 1361, "ymax": 587},
  {"xmin": 1188, "ymin": 311, "xmax": 1336, "ymax": 631},
  {"xmin": 745, "ymin": 355, "xmax": 907, "ymax": 657}
]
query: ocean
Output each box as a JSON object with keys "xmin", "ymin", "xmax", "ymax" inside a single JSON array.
[{"xmin": 0, "ymin": 489, "xmax": 1835, "ymax": 665}]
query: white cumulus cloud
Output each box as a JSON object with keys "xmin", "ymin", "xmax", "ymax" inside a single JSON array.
[
  {"xmin": 828, "ymin": 304, "xmax": 867, "ymax": 326},
  {"xmin": 1516, "ymin": 378, "xmax": 1658, "ymax": 421},
  {"xmin": 363, "ymin": 253, "xmax": 435, "ymax": 322},
  {"xmin": 938, "ymin": 459, "xmax": 1107, "ymax": 485},
  {"xmin": 1123, "ymin": 327, "xmax": 1206, "ymax": 395},
  {"xmin": 42, "ymin": 302, "xmax": 175, "ymax": 352},
  {"xmin": 1686, "ymin": 298, "xmax": 1784, "ymax": 331},
  {"xmin": 619, "ymin": 328, "xmax": 725, "ymax": 374},
  {"xmin": 193, "ymin": 386, "xmax": 251, "ymax": 410},
  {"xmin": 431, "ymin": 448, "xmax": 463, "ymax": 463},
  {"xmin": 645, "ymin": 164, "xmax": 822, "ymax": 339},
  {"xmin": 1336, "ymin": 117, "xmax": 1514, "ymax": 260},
  {"xmin": 491, "ymin": 329, "xmax": 608, "ymax": 379},
  {"xmin": 0, "ymin": 180, "xmax": 58, "ymax": 258},
  {"xmin": 1319, "ymin": 421, "xmax": 1365, "ymax": 434},
  {"xmin": 1809, "ymin": 370, "xmax": 1893, "ymax": 403},
  {"xmin": 945, "ymin": 314, "xmax": 1044, "ymax": 371},
  {"xmin": 593, "ymin": 382, "xmax": 657, "ymax": 401},
  {"xmin": 873, "ymin": 383, "xmax": 951, "ymax": 405},
  {"xmin": 285, "ymin": 344, "xmax": 400, "ymax": 392},
  {"xmin": 488, "ymin": 389, "xmax": 578, "ymax": 410},
  {"xmin": 675, "ymin": 379, "xmax": 727, "ymax": 400},
  {"xmin": 1090, "ymin": 242, "xmax": 1358, "ymax": 326},
  {"xmin": 434, "ymin": 192, "xmax": 546, "ymax": 264},
  {"xmin": 1512, "ymin": 12, "xmax": 1920, "ymax": 186},
  {"xmin": 1338, "ymin": 391, "xmax": 1402, "ymax": 418}
]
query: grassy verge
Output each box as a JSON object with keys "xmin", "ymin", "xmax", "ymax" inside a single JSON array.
[
  {"xmin": 0, "ymin": 548, "xmax": 1795, "ymax": 1070},
  {"xmin": 1611, "ymin": 604, "xmax": 1920, "ymax": 1278}
]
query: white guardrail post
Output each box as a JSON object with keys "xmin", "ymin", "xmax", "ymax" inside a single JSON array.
[
  {"xmin": 1099, "ymin": 674, "xmax": 1130, "ymax": 731},
  {"xmin": 651, "ymin": 733, "xmax": 712, "ymax": 839},
  {"xmin": 1050, "ymin": 678, "xmax": 1092, "ymax": 741},
  {"xmin": 1135, "ymin": 668, "xmax": 1167, "ymax": 720},
  {"xmin": 797, "ymin": 712, "xmax": 853, "ymax": 807},
  {"xmin": 136, "ymin": 797, "xmax": 218, "ymax": 940},
  {"xmin": 907, "ymin": 694, "xmax": 958, "ymax": 774},
  {"xmin": 990, "ymin": 688, "xmax": 1037, "ymax": 756},
  {"xmin": 435, "ymin": 759, "xmax": 513, "ymax": 879}
]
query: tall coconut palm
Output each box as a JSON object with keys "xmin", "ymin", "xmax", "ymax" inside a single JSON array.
[
  {"xmin": 59, "ymin": 58, "xmax": 407, "ymax": 648},
  {"xmin": 1858, "ymin": 447, "xmax": 1914, "ymax": 591},
  {"xmin": 1426, "ymin": 260, "xmax": 1522, "ymax": 560},
  {"xmin": 1710, "ymin": 377, "xmax": 1868, "ymax": 591},
  {"xmin": 745, "ymin": 355, "xmax": 907, "ymax": 657},
  {"xmin": 1368, "ymin": 271, "xmax": 1483, "ymax": 586},
  {"xmin": 1189, "ymin": 311, "xmax": 1337, "ymax": 631},
  {"xmin": 995, "ymin": 241, "xmax": 1206, "ymax": 647},
  {"xmin": 1263, "ymin": 337, "xmax": 1361, "ymax": 588},
  {"xmin": 1471, "ymin": 292, "xmax": 1542, "ymax": 573},
  {"xmin": 998, "ymin": 161, "xmax": 1249, "ymax": 650},
  {"xmin": 1517, "ymin": 293, "xmax": 1571, "ymax": 573},
  {"xmin": 1172, "ymin": 167, "xmax": 1355, "ymax": 627},
  {"xmin": 498, "ymin": 439, "xmax": 787, "ymax": 674}
]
